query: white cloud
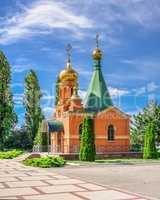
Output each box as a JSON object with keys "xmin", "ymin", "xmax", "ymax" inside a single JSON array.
[
  {"xmin": 0, "ymin": 0, "xmax": 93, "ymax": 44},
  {"xmin": 134, "ymin": 86, "xmax": 146, "ymax": 96},
  {"xmin": 1, "ymin": 0, "xmax": 159, "ymax": 45},
  {"xmin": 76, "ymin": 66, "xmax": 92, "ymax": 77},
  {"xmin": 147, "ymin": 82, "xmax": 159, "ymax": 92},
  {"xmin": 108, "ymin": 86, "xmax": 129, "ymax": 97},
  {"xmin": 79, "ymin": 90, "xmax": 87, "ymax": 100},
  {"xmin": 12, "ymin": 64, "xmax": 32, "ymax": 73},
  {"xmin": 13, "ymin": 93, "xmax": 24, "ymax": 107},
  {"xmin": 42, "ymin": 106, "xmax": 54, "ymax": 118},
  {"xmin": 79, "ymin": 87, "xmax": 129, "ymax": 100},
  {"xmin": 11, "ymin": 83, "xmax": 23, "ymax": 88},
  {"xmin": 120, "ymin": 58, "xmax": 160, "ymax": 80},
  {"xmin": 42, "ymin": 95, "xmax": 54, "ymax": 101}
]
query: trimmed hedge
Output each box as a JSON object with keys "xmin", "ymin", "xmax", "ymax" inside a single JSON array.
[
  {"xmin": 0, "ymin": 149, "xmax": 23, "ymax": 159},
  {"xmin": 143, "ymin": 122, "xmax": 158, "ymax": 159},
  {"xmin": 23, "ymin": 156, "xmax": 66, "ymax": 168},
  {"xmin": 79, "ymin": 116, "xmax": 96, "ymax": 162}
]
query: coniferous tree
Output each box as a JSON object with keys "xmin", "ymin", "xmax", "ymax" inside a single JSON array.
[
  {"xmin": 24, "ymin": 70, "xmax": 44, "ymax": 148},
  {"xmin": 143, "ymin": 122, "xmax": 158, "ymax": 159},
  {"xmin": 131, "ymin": 101, "xmax": 160, "ymax": 151},
  {"xmin": 0, "ymin": 50, "xmax": 17, "ymax": 150},
  {"xmin": 34, "ymin": 121, "xmax": 48, "ymax": 152},
  {"xmin": 79, "ymin": 116, "xmax": 96, "ymax": 161}
]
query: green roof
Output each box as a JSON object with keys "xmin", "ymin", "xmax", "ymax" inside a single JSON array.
[
  {"xmin": 84, "ymin": 60, "xmax": 113, "ymax": 112},
  {"xmin": 48, "ymin": 120, "xmax": 64, "ymax": 132}
]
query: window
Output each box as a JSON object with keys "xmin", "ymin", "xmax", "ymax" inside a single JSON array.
[
  {"xmin": 71, "ymin": 88, "xmax": 73, "ymax": 96},
  {"xmin": 108, "ymin": 125, "xmax": 115, "ymax": 141}
]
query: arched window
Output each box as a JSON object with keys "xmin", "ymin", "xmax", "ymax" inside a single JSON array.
[
  {"xmin": 108, "ymin": 125, "xmax": 115, "ymax": 141},
  {"xmin": 71, "ymin": 88, "xmax": 73, "ymax": 96},
  {"xmin": 79, "ymin": 123, "xmax": 83, "ymax": 140}
]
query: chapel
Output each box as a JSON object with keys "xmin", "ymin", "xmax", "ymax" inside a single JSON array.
[{"xmin": 42, "ymin": 36, "xmax": 130, "ymax": 154}]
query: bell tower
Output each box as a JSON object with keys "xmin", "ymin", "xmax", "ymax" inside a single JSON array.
[{"xmin": 55, "ymin": 44, "xmax": 81, "ymax": 117}]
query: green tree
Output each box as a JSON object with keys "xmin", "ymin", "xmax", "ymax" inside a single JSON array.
[
  {"xmin": 54, "ymin": 76, "xmax": 60, "ymax": 105},
  {"xmin": 143, "ymin": 122, "xmax": 158, "ymax": 159},
  {"xmin": 24, "ymin": 70, "xmax": 44, "ymax": 148},
  {"xmin": 79, "ymin": 116, "xmax": 96, "ymax": 161},
  {"xmin": 0, "ymin": 50, "xmax": 17, "ymax": 150},
  {"xmin": 4, "ymin": 127, "xmax": 32, "ymax": 150},
  {"xmin": 34, "ymin": 121, "xmax": 48, "ymax": 152},
  {"xmin": 131, "ymin": 101, "xmax": 160, "ymax": 151}
]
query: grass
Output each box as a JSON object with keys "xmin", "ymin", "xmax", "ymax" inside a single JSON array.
[
  {"xmin": 23, "ymin": 156, "xmax": 66, "ymax": 168},
  {"xmin": 67, "ymin": 158, "xmax": 160, "ymax": 165},
  {"xmin": 0, "ymin": 149, "xmax": 23, "ymax": 159}
]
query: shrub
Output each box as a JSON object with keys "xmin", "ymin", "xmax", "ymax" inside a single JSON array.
[
  {"xmin": 23, "ymin": 156, "xmax": 66, "ymax": 168},
  {"xmin": 79, "ymin": 116, "xmax": 96, "ymax": 162},
  {"xmin": 143, "ymin": 122, "xmax": 158, "ymax": 159},
  {"xmin": 0, "ymin": 149, "xmax": 23, "ymax": 159}
]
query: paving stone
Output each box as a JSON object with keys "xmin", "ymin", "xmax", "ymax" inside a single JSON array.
[
  {"xmin": 24, "ymin": 193, "xmax": 82, "ymax": 200},
  {"xmin": 36, "ymin": 184, "xmax": 86, "ymax": 194},
  {"xmin": 0, "ymin": 177, "xmax": 18, "ymax": 182},
  {"xmin": 53, "ymin": 175, "xmax": 69, "ymax": 179},
  {"xmin": 0, "ymin": 197, "xmax": 18, "ymax": 199},
  {"xmin": 0, "ymin": 183, "xmax": 4, "ymax": 188},
  {"xmin": 26, "ymin": 172, "xmax": 56, "ymax": 176},
  {"xmin": 46, "ymin": 178, "xmax": 85, "ymax": 185},
  {"xmin": 0, "ymin": 187, "xmax": 39, "ymax": 197},
  {"xmin": 78, "ymin": 183, "xmax": 106, "ymax": 191},
  {"xmin": 136, "ymin": 199, "xmax": 147, "ymax": 200},
  {"xmin": 19, "ymin": 175, "xmax": 54, "ymax": 181},
  {"xmin": 0, "ymin": 173, "xmax": 28, "ymax": 178},
  {"xmin": 76, "ymin": 190, "xmax": 137, "ymax": 200},
  {"xmin": 6, "ymin": 180, "xmax": 49, "ymax": 188},
  {"xmin": 0, "ymin": 173, "xmax": 8, "ymax": 176}
]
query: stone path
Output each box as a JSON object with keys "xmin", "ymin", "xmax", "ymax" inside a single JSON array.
[{"xmin": 0, "ymin": 159, "xmax": 151, "ymax": 200}]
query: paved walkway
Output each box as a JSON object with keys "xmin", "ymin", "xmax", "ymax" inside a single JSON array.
[{"xmin": 0, "ymin": 159, "xmax": 151, "ymax": 200}]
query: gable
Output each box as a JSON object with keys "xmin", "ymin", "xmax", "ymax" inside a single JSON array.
[{"xmin": 96, "ymin": 106, "xmax": 130, "ymax": 119}]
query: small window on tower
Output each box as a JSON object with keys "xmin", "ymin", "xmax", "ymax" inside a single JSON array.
[
  {"xmin": 108, "ymin": 125, "xmax": 115, "ymax": 141},
  {"xmin": 71, "ymin": 88, "xmax": 73, "ymax": 96}
]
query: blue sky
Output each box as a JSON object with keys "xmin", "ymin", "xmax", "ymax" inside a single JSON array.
[{"xmin": 0, "ymin": 0, "xmax": 160, "ymax": 125}]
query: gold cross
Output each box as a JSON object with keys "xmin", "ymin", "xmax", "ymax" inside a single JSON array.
[{"xmin": 66, "ymin": 44, "xmax": 72, "ymax": 62}]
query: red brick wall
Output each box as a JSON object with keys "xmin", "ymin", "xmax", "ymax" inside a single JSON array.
[{"xmin": 52, "ymin": 107, "xmax": 130, "ymax": 154}]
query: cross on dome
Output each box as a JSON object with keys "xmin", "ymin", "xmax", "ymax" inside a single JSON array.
[
  {"xmin": 66, "ymin": 44, "xmax": 72, "ymax": 63},
  {"xmin": 96, "ymin": 33, "xmax": 99, "ymax": 48}
]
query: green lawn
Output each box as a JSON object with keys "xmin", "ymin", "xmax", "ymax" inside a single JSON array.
[{"xmin": 67, "ymin": 158, "xmax": 160, "ymax": 165}]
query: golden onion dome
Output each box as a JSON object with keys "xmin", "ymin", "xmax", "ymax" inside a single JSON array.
[
  {"xmin": 92, "ymin": 34, "xmax": 102, "ymax": 60},
  {"xmin": 59, "ymin": 62, "xmax": 78, "ymax": 82},
  {"xmin": 92, "ymin": 47, "xmax": 102, "ymax": 60}
]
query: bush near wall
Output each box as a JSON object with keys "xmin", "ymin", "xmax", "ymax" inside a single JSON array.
[
  {"xmin": 0, "ymin": 149, "xmax": 23, "ymax": 159},
  {"xmin": 23, "ymin": 156, "xmax": 66, "ymax": 168}
]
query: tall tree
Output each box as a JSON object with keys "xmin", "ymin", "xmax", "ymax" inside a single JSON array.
[
  {"xmin": 143, "ymin": 122, "xmax": 158, "ymax": 159},
  {"xmin": 24, "ymin": 70, "xmax": 44, "ymax": 148},
  {"xmin": 79, "ymin": 116, "xmax": 96, "ymax": 161},
  {"xmin": 0, "ymin": 50, "xmax": 17, "ymax": 150},
  {"xmin": 131, "ymin": 101, "xmax": 160, "ymax": 151}
]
